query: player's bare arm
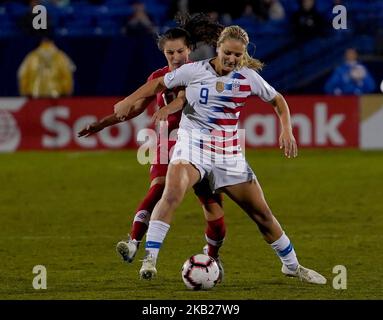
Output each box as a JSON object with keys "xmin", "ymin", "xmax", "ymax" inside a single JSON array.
[
  {"xmin": 114, "ymin": 76, "xmax": 166, "ymax": 120},
  {"xmin": 77, "ymin": 113, "xmax": 120, "ymax": 137},
  {"xmin": 151, "ymin": 90, "xmax": 186, "ymax": 125},
  {"xmin": 270, "ymin": 93, "xmax": 298, "ymax": 158},
  {"xmin": 78, "ymin": 97, "xmax": 152, "ymax": 137}
]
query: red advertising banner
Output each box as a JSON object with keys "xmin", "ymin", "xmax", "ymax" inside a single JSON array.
[
  {"xmin": 0, "ymin": 96, "xmax": 359, "ymax": 152},
  {"xmin": 240, "ymin": 95, "xmax": 359, "ymax": 148},
  {"xmin": 0, "ymin": 97, "xmax": 157, "ymax": 151}
]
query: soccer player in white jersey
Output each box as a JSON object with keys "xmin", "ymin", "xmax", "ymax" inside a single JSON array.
[
  {"xmin": 78, "ymin": 14, "xmax": 226, "ymax": 281},
  {"xmin": 114, "ymin": 25, "xmax": 327, "ymax": 285}
]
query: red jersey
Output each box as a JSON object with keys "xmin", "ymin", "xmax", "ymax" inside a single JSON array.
[{"xmin": 147, "ymin": 66, "xmax": 183, "ymax": 133}]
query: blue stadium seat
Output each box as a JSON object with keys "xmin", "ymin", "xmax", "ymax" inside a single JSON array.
[
  {"xmin": 279, "ymin": 0, "xmax": 299, "ymax": 15},
  {"xmin": 259, "ymin": 20, "xmax": 290, "ymax": 36},
  {"xmin": 96, "ymin": 18, "xmax": 121, "ymax": 35},
  {"xmin": 0, "ymin": 14, "xmax": 18, "ymax": 37},
  {"xmin": 4, "ymin": 1, "xmax": 29, "ymax": 16},
  {"xmin": 315, "ymin": 0, "xmax": 333, "ymax": 14},
  {"xmin": 232, "ymin": 17, "xmax": 259, "ymax": 35}
]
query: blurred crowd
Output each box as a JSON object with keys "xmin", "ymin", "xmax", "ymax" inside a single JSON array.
[
  {"xmin": 7, "ymin": 0, "xmax": 337, "ymax": 39},
  {"xmin": 3, "ymin": 0, "xmax": 381, "ymax": 96}
]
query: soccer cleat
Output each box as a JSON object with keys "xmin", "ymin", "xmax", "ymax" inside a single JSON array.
[
  {"xmin": 116, "ymin": 236, "xmax": 139, "ymax": 263},
  {"xmin": 282, "ymin": 264, "xmax": 327, "ymax": 285},
  {"xmin": 139, "ymin": 254, "xmax": 157, "ymax": 280},
  {"xmin": 203, "ymin": 245, "xmax": 224, "ymax": 283}
]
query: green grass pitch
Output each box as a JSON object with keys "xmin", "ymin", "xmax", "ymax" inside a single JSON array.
[{"xmin": 0, "ymin": 149, "xmax": 382, "ymax": 299}]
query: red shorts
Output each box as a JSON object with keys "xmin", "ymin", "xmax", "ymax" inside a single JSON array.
[{"xmin": 149, "ymin": 140, "xmax": 223, "ymax": 206}]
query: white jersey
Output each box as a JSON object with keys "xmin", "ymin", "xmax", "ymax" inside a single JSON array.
[{"xmin": 163, "ymin": 59, "xmax": 277, "ymax": 155}]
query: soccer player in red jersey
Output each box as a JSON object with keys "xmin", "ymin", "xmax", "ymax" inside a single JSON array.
[{"xmin": 78, "ymin": 14, "xmax": 226, "ymax": 280}]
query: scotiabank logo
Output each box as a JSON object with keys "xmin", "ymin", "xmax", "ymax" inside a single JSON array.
[
  {"xmin": 0, "ymin": 98, "xmax": 26, "ymax": 152},
  {"xmin": 0, "ymin": 110, "xmax": 21, "ymax": 152},
  {"xmin": 243, "ymin": 103, "xmax": 347, "ymax": 147},
  {"xmin": 40, "ymin": 106, "xmax": 152, "ymax": 149},
  {"xmin": 241, "ymin": 97, "xmax": 358, "ymax": 148}
]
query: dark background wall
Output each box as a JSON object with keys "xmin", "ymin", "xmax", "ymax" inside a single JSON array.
[{"xmin": 0, "ymin": 34, "xmax": 166, "ymax": 96}]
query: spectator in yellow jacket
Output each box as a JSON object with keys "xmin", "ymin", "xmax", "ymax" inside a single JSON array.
[{"xmin": 17, "ymin": 38, "xmax": 76, "ymax": 98}]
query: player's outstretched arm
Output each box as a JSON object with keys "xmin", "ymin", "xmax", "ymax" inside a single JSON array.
[
  {"xmin": 151, "ymin": 90, "xmax": 186, "ymax": 125},
  {"xmin": 77, "ymin": 114, "xmax": 120, "ymax": 137},
  {"xmin": 78, "ymin": 97, "xmax": 153, "ymax": 137},
  {"xmin": 114, "ymin": 77, "xmax": 166, "ymax": 120},
  {"xmin": 270, "ymin": 93, "xmax": 298, "ymax": 158}
]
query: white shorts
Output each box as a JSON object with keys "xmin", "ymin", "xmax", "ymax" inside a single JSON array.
[{"xmin": 170, "ymin": 131, "xmax": 257, "ymax": 192}]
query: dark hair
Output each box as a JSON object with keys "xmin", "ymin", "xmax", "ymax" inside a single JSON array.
[
  {"xmin": 157, "ymin": 13, "xmax": 224, "ymax": 51},
  {"xmin": 157, "ymin": 28, "xmax": 192, "ymax": 51}
]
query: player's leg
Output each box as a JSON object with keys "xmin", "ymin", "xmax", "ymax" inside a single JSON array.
[
  {"xmin": 223, "ymin": 180, "xmax": 326, "ymax": 284},
  {"xmin": 193, "ymin": 180, "xmax": 225, "ymax": 258},
  {"xmin": 224, "ymin": 180, "xmax": 282, "ymax": 242},
  {"xmin": 140, "ymin": 161, "xmax": 200, "ymax": 279},
  {"xmin": 193, "ymin": 179, "xmax": 226, "ymax": 282},
  {"xmin": 130, "ymin": 176, "xmax": 165, "ymax": 241},
  {"xmin": 116, "ymin": 163, "xmax": 167, "ymax": 263},
  {"xmin": 201, "ymin": 201, "xmax": 226, "ymax": 283}
]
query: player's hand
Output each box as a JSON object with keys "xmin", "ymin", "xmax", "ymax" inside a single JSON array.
[
  {"xmin": 77, "ymin": 122, "xmax": 103, "ymax": 137},
  {"xmin": 151, "ymin": 108, "xmax": 170, "ymax": 125},
  {"xmin": 279, "ymin": 130, "xmax": 298, "ymax": 158},
  {"xmin": 114, "ymin": 99, "xmax": 133, "ymax": 121}
]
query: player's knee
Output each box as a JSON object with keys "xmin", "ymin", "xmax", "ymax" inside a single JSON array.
[
  {"xmin": 162, "ymin": 189, "xmax": 184, "ymax": 208},
  {"xmin": 249, "ymin": 207, "xmax": 274, "ymax": 225}
]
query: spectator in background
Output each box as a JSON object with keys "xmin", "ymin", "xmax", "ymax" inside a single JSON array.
[
  {"xmin": 265, "ymin": 0, "xmax": 286, "ymax": 21},
  {"xmin": 125, "ymin": 0, "xmax": 157, "ymax": 35},
  {"xmin": 17, "ymin": 37, "xmax": 76, "ymax": 98},
  {"xmin": 324, "ymin": 48, "xmax": 376, "ymax": 95},
  {"xmin": 241, "ymin": 3, "xmax": 258, "ymax": 21},
  {"xmin": 291, "ymin": 0, "xmax": 326, "ymax": 40},
  {"xmin": 167, "ymin": 0, "xmax": 189, "ymax": 21},
  {"xmin": 252, "ymin": 0, "xmax": 285, "ymax": 22}
]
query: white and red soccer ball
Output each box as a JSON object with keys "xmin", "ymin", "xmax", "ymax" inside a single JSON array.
[{"xmin": 181, "ymin": 254, "xmax": 220, "ymax": 290}]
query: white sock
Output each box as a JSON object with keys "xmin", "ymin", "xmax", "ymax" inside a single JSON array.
[
  {"xmin": 270, "ymin": 232, "xmax": 299, "ymax": 271},
  {"xmin": 144, "ymin": 220, "xmax": 170, "ymax": 262},
  {"xmin": 205, "ymin": 234, "xmax": 225, "ymax": 247},
  {"xmin": 133, "ymin": 210, "xmax": 151, "ymax": 226}
]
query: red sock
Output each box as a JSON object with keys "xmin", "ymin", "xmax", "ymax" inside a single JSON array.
[
  {"xmin": 130, "ymin": 183, "xmax": 164, "ymax": 241},
  {"xmin": 205, "ymin": 216, "xmax": 226, "ymax": 258}
]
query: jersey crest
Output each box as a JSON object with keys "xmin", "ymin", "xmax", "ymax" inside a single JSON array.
[
  {"xmin": 216, "ymin": 81, "xmax": 224, "ymax": 93},
  {"xmin": 232, "ymin": 80, "xmax": 241, "ymax": 94}
]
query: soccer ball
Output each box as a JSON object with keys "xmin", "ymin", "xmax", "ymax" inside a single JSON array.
[{"xmin": 181, "ymin": 254, "xmax": 220, "ymax": 290}]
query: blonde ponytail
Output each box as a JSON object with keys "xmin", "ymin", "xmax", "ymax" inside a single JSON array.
[{"xmin": 240, "ymin": 51, "xmax": 264, "ymax": 71}]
